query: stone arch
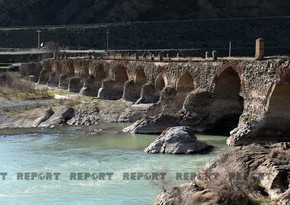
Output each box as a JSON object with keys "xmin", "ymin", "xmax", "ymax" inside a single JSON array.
[
  {"xmin": 263, "ymin": 72, "xmax": 290, "ymax": 137},
  {"xmin": 155, "ymin": 74, "xmax": 167, "ymax": 92},
  {"xmin": 115, "ymin": 65, "xmax": 128, "ymax": 83},
  {"xmin": 215, "ymin": 62, "xmax": 242, "ymax": 80},
  {"xmin": 214, "ymin": 68, "xmax": 242, "ymax": 101},
  {"xmin": 55, "ymin": 62, "xmax": 62, "ymax": 76},
  {"xmin": 98, "ymin": 64, "xmax": 128, "ymax": 100},
  {"xmin": 135, "ymin": 69, "xmax": 147, "ymax": 84},
  {"xmin": 173, "ymin": 72, "xmax": 195, "ymax": 113},
  {"xmin": 47, "ymin": 61, "xmax": 62, "ymax": 86},
  {"xmin": 80, "ymin": 63, "xmax": 89, "ymax": 79},
  {"xmin": 95, "ymin": 65, "xmax": 106, "ymax": 81},
  {"xmin": 209, "ymin": 67, "xmax": 244, "ymax": 133},
  {"xmin": 42, "ymin": 61, "xmax": 52, "ymax": 72},
  {"xmin": 38, "ymin": 61, "xmax": 52, "ymax": 84},
  {"xmin": 67, "ymin": 61, "xmax": 75, "ymax": 77},
  {"xmin": 81, "ymin": 65, "xmax": 107, "ymax": 97},
  {"xmin": 176, "ymin": 72, "xmax": 194, "ymax": 92},
  {"xmin": 123, "ymin": 68, "xmax": 148, "ymax": 102}
]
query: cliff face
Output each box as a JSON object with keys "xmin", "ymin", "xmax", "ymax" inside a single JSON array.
[{"xmin": 1, "ymin": 0, "xmax": 290, "ymax": 26}]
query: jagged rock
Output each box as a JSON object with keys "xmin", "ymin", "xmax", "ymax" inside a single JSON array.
[
  {"xmin": 153, "ymin": 143, "xmax": 290, "ymax": 205},
  {"xmin": 68, "ymin": 103, "xmax": 100, "ymax": 125},
  {"xmin": 33, "ymin": 108, "xmax": 54, "ymax": 127},
  {"xmin": 123, "ymin": 114, "xmax": 181, "ymax": 134},
  {"xmin": 279, "ymin": 189, "xmax": 290, "ymax": 205},
  {"xmin": 39, "ymin": 106, "xmax": 75, "ymax": 127},
  {"xmin": 145, "ymin": 126, "xmax": 212, "ymax": 154}
]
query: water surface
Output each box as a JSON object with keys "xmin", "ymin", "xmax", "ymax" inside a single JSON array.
[{"xmin": 0, "ymin": 124, "xmax": 229, "ymax": 205}]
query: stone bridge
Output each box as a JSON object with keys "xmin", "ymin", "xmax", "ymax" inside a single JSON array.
[{"xmin": 20, "ymin": 56, "xmax": 290, "ymax": 146}]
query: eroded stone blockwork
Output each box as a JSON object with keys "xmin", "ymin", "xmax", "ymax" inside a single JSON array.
[
  {"xmin": 228, "ymin": 60, "xmax": 290, "ymax": 145},
  {"xmin": 20, "ymin": 58, "xmax": 290, "ymax": 145}
]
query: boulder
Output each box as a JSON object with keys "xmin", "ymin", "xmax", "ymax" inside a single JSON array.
[
  {"xmin": 145, "ymin": 126, "xmax": 212, "ymax": 154},
  {"xmin": 33, "ymin": 108, "xmax": 54, "ymax": 127},
  {"xmin": 68, "ymin": 103, "xmax": 100, "ymax": 125},
  {"xmin": 39, "ymin": 106, "xmax": 75, "ymax": 127}
]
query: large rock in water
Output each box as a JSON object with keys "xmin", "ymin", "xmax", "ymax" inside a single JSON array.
[{"xmin": 145, "ymin": 126, "xmax": 212, "ymax": 154}]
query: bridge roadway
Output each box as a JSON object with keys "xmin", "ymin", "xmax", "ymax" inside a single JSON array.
[{"xmin": 19, "ymin": 56, "xmax": 290, "ymax": 146}]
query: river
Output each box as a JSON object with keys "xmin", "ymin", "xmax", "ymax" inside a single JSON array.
[{"xmin": 0, "ymin": 124, "xmax": 229, "ymax": 205}]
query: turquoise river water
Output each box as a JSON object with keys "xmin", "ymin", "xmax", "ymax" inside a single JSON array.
[{"xmin": 0, "ymin": 124, "xmax": 229, "ymax": 205}]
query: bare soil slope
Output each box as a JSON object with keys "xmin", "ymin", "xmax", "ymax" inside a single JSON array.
[{"xmin": 1, "ymin": 0, "xmax": 290, "ymax": 26}]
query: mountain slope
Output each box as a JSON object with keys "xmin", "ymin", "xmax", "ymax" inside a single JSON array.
[{"xmin": 1, "ymin": 0, "xmax": 290, "ymax": 26}]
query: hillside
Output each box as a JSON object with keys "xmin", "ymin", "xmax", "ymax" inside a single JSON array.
[{"xmin": 1, "ymin": 0, "xmax": 290, "ymax": 26}]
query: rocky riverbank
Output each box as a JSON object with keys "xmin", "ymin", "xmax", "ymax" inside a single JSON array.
[
  {"xmin": 0, "ymin": 96, "xmax": 149, "ymax": 129},
  {"xmin": 153, "ymin": 142, "xmax": 290, "ymax": 205}
]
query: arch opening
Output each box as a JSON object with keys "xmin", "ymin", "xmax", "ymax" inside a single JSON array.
[
  {"xmin": 115, "ymin": 66, "xmax": 128, "ymax": 83},
  {"xmin": 135, "ymin": 69, "xmax": 147, "ymax": 84},
  {"xmin": 264, "ymin": 74, "xmax": 290, "ymax": 138},
  {"xmin": 81, "ymin": 65, "xmax": 89, "ymax": 79},
  {"xmin": 155, "ymin": 75, "xmax": 165, "ymax": 92},
  {"xmin": 209, "ymin": 68, "xmax": 244, "ymax": 134},
  {"xmin": 123, "ymin": 69, "xmax": 147, "ymax": 102},
  {"xmin": 177, "ymin": 72, "xmax": 194, "ymax": 92},
  {"xmin": 55, "ymin": 62, "xmax": 62, "ymax": 76},
  {"xmin": 67, "ymin": 62, "xmax": 75, "ymax": 77},
  {"xmin": 95, "ymin": 66, "xmax": 106, "ymax": 81}
]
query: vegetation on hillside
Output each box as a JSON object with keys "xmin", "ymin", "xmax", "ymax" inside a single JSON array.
[{"xmin": 0, "ymin": 73, "xmax": 50, "ymax": 100}]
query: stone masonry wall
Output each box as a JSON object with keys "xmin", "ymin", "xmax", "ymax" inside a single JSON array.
[{"xmin": 20, "ymin": 58, "xmax": 290, "ymax": 145}]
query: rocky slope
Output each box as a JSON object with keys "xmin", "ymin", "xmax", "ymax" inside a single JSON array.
[
  {"xmin": 1, "ymin": 0, "xmax": 290, "ymax": 26},
  {"xmin": 154, "ymin": 143, "xmax": 290, "ymax": 205}
]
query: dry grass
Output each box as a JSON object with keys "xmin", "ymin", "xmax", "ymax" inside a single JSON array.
[{"xmin": 0, "ymin": 73, "xmax": 51, "ymax": 100}]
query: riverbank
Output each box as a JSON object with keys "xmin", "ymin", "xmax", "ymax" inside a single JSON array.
[
  {"xmin": 0, "ymin": 73, "xmax": 289, "ymax": 205},
  {"xmin": 153, "ymin": 143, "xmax": 290, "ymax": 205}
]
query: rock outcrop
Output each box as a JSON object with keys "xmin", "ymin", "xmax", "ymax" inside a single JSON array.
[
  {"xmin": 145, "ymin": 126, "xmax": 212, "ymax": 154},
  {"xmin": 39, "ymin": 106, "xmax": 75, "ymax": 127},
  {"xmin": 123, "ymin": 114, "xmax": 181, "ymax": 134},
  {"xmin": 68, "ymin": 103, "xmax": 100, "ymax": 126},
  {"xmin": 153, "ymin": 143, "xmax": 290, "ymax": 205}
]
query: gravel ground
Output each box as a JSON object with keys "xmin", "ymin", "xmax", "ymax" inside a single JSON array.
[{"xmin": 0, "ymin": 98, "xmax": 53, "ymax": 112}]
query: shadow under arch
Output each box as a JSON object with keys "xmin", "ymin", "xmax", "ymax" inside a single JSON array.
[
  {"xmin": 115, "ymin": 65, "xmax": 129, "ymax": 83},
  {"xmin": 176, "ymin": 71, "xmax": 194, "ymax": 92},
  {"xmin": 261, "ymin": 72, "xmax": 290, "ymax": 140},
  {"xmin": 95, "ymin": 64, "xmax": 106, "ymax": 82},
  {"xmin": 154, "ymin": 73, "xmax": 168, "ymax": 103},
  {"xmin": 98, "ymin": 64, "xmax": 129, "ymax": 100},
  {"xmin": 80, "ymin": 64, "xmax": 107, "ymax": 96},
  {"xmin": 123, "ymin": 68, "xmax": 148, "ymax": 102},
  {"xmin": 80, "ymin": 63, "xmax": 90, "ymax": 79},
  {"xmin": 155, "ymin": 73, "xmax": 167, "ymax": 92},
  {"xmin": 208, "ymin": 67, "xmax": 244, "ymax": 134},
  {"xmin": 135, "ymin": 69, "xmax": 147, "ymax": 84},
  {"xmin": 67, "ymin": 61, "xmax": 75, "ymax": 77},
  {"xmin": 47, "ymin": 61, "xmax": 63, "ymax": 86}
]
